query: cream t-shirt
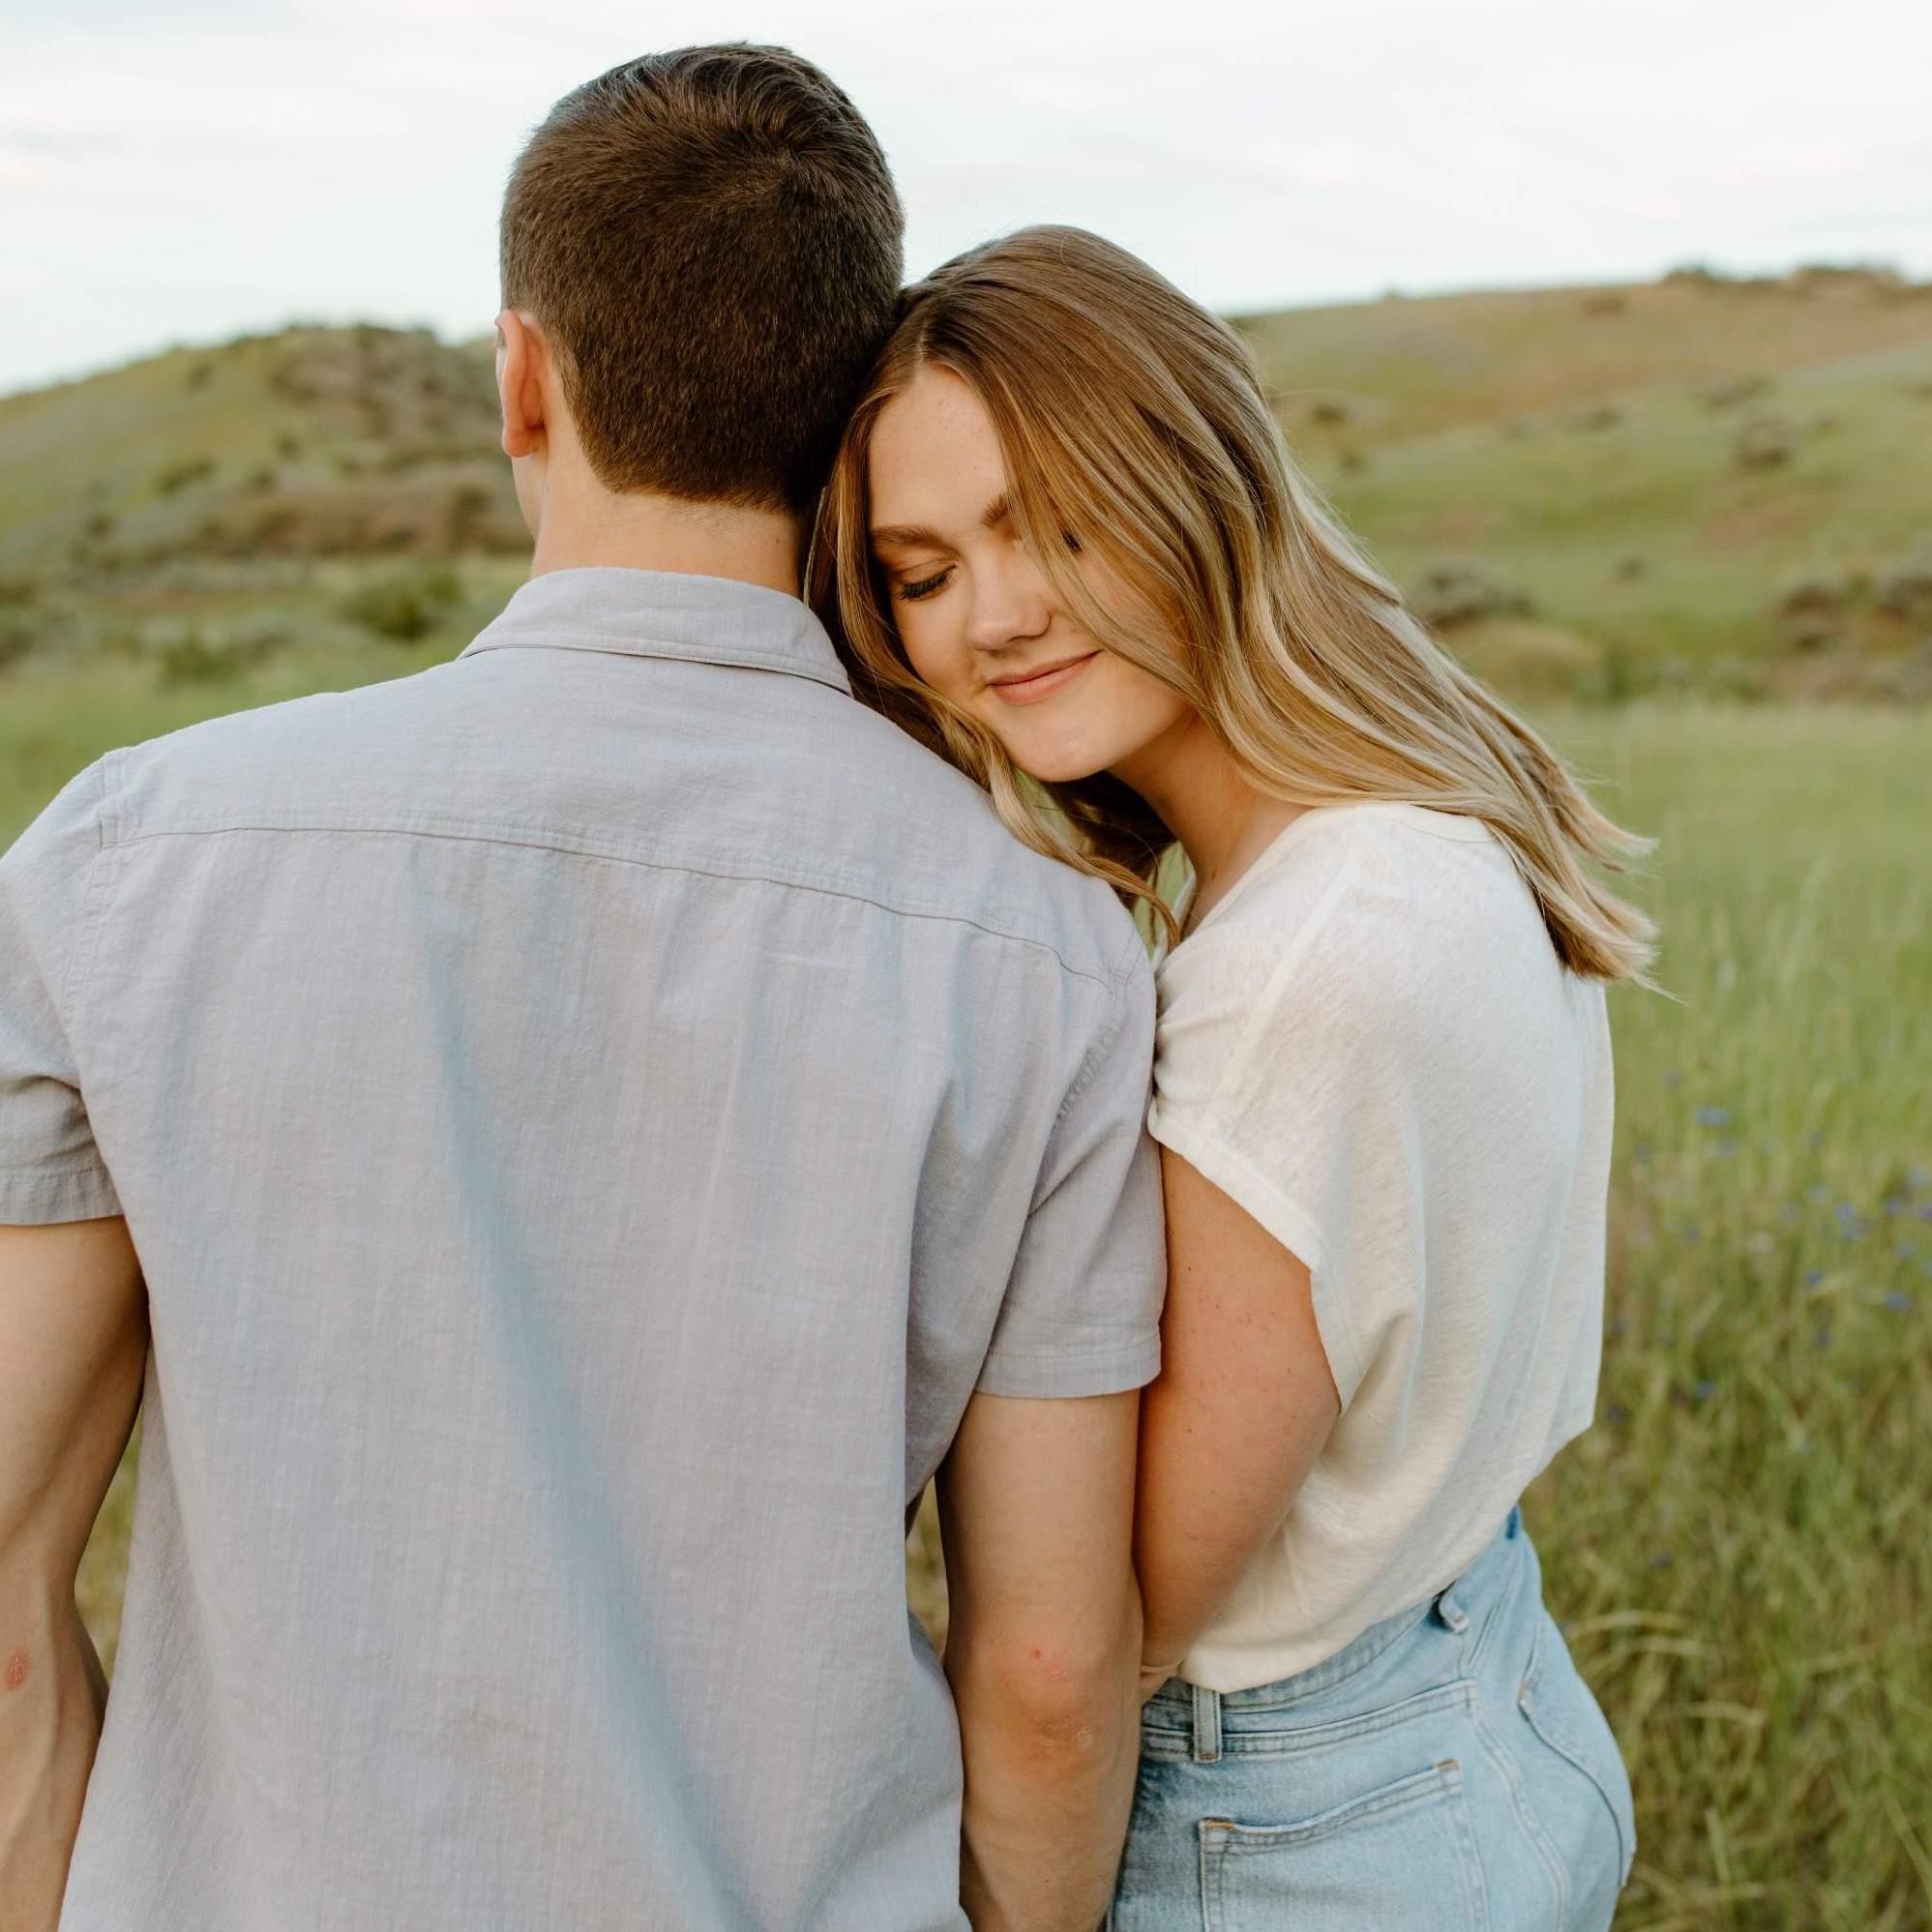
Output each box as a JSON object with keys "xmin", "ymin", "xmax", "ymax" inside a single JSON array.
[{"xmin": 1148, "ymin": 801, "xmax": 1612, "ymax": 1691}]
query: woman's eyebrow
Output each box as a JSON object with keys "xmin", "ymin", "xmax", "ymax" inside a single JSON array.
[
  {"xmin": 869, "ymin": 520, "xmax": 942, "ymax": 550},
  {"xmin": 871, "ymin": 492, "xmax": 1012, "ymax": 551}
]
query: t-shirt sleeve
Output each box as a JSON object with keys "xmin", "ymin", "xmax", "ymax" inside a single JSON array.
[
  {"xmin": 976, "ymin": 934, "xmax": 1166, "ymax": 1398},
  {"xmin": 1145, "ymin": 882, "xmax": 1407, "ymax": 1411},
  {"xmin": 0, "ymin": 756, "xmax": 123, "ymax": 1224}
]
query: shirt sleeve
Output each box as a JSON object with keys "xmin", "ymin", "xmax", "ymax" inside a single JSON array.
[
  {"xmin": 976, "ymin": 932, "xmax": 1166, "ymax": 1398},
  {"xmin": 0, "ymin": 756, "xmax": 123, "ymax": 1223},
  {"xmin": 1145, "ymin": 883, "xmax": 1407, "ymax": 1411}
]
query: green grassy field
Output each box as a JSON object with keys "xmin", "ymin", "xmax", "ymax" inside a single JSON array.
[{"xmin": 9, "ymin": 659, "xmax": 1924, "ymax": 1930}]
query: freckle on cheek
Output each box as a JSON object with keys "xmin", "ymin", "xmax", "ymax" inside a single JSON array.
[{"xmin": 3, "ymin": 1648, "xmax": 26, "ymax": 1691}]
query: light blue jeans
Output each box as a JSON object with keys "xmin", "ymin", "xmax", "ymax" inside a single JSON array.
[{"xmin": 1108, "ymin": 1508, "xmax": 1635, "ymax": 1931}]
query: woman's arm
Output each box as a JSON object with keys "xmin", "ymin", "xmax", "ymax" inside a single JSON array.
[{"xmin": 1134, "ymin": 1146, "xmax": 1341, "ymax": 1684}]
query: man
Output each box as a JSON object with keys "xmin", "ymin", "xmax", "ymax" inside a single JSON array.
[{"xmin": 0, "ymin": 46, "xmax": 1163, "ymax": 1931}]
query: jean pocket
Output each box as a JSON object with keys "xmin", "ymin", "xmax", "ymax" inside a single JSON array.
[
  {"xmin": 1516, "ymin": 1616, "xmax": 1637, "ymax": 1896},
  {"xmin": 1196, "ymin": 1761, "xmax": 1487, "ymax": 1932}
]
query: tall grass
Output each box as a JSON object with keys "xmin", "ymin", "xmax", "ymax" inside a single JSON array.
[{"xmin": 1533, "ymin": 706, "xmax": 1931, "ymax": 1929}]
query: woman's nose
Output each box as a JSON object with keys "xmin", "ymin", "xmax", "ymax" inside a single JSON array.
[{"xmin": 964, "ymin": 554, "xmax": 1053, "ymax": 651}]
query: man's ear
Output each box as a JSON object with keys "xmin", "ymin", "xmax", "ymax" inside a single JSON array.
[{"xmin": 495, "ymin": 310, "xmax": 548, "ymax": 461}]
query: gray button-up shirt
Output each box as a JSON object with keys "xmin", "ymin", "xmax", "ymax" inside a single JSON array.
[{"xmin": 0, "ymin": 568, "xmax": 1165, "ymax": 1931}]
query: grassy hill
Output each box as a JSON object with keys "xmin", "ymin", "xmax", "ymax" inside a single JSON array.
[
  {"xmin": 1238, "ymin": 266, "xmax": 1932, "ymax": 701},
  {"xmin": 0, "ymin": 324, "xmax": 524, "ymax": 571},
  {"xmin": 2, "ymin": 262, "xmax": 1929, "ymax": 704}
]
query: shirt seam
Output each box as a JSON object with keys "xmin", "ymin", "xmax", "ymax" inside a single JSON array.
[
  {"xmin": 979, "ymin": 1331, "xmax": 1161, "ymax": 1363},
  {"xmin": 103, "ymin": 819, "xmax": 1123, "ymax": 996},
  {"xmin": 52, "ymin": 754, "xmax": 122, "ymax": 1050},
  {"xmin": 459, "ymin": 632, "xmax": 851, "ymax": 693},
  {"xmin": 1054, "ymin": 936, "xmax": 1143, "ymax": 1124}
]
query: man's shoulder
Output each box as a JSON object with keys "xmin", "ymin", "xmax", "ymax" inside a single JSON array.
[
  {"xmin": 822, "ymin": 701, "xmax": 1147, "ymax": 988},
  {"xmin": 98, "ymin": 662, "xmax": 1146, "ymax": 993},
  {"xmin": 108, "ymin": 682, "xmax": 353, "ymax": 791}
]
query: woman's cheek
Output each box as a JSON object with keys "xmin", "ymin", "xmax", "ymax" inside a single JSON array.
[{"xmin": 900, "ymin": 620, "xmax": 969, "ymax": 708}]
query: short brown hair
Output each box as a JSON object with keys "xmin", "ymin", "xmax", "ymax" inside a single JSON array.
[{"xmin": 501, "ymin": 45, "xmax": 903, "ymax": 512}]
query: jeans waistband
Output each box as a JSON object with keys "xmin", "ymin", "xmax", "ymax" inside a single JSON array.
[{"xmin": 1149, "ymin": 1504, "xmax": 1526, "ymax": 1764}]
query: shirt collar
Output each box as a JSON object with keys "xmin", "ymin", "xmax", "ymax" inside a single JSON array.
[{"xmin": 457, "ymin": 566, "xmax": 852, "ymax": 696}]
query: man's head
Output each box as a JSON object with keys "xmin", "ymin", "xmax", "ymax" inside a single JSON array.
[{"xmin": 497, "ymin": 45, "xmax": 903, "ymax": 530}]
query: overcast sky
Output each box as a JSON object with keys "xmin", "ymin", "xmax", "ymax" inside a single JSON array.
[{"xmin": 3, "ymin": 0, "xmax": 1928, "ymax": 395}]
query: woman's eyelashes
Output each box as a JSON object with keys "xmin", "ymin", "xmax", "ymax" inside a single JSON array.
[{"xmin": 895, "ymin": 566, "xmax": 954, "ymax": 603}]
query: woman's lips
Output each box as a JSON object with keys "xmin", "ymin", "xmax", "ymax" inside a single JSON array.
[{"xmin": 987, "ymin": 652, "xmax": 1099, "ymax": 706}]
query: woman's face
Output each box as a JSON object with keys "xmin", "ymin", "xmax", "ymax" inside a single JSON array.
[{"xmin": 866, "ymin": 367, "xmax": 1189, "ymax": 786}]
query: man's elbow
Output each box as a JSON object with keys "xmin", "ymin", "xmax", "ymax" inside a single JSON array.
[{"xmin": 951, "ymin": 1631, "xmax": 1139, "ymax": 1760}]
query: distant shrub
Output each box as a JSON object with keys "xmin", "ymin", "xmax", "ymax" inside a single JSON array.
[
  {"xmin": 1733, "ymin": 417, "xmax": 1794, "ymax": 471},
  {"xmin": 1581, "ymin": 292, "xmax": 1627, "ymax": 316},
  {"xmin": 340, "ymin": 567, "xmax": 462, "ymax": 642},
  {"xmin": 1590, "ymin": 643, "xmax": 1647, "ymax": 705},
  {"xmin": 155, "ymin": 626, "xmax": 286, "ymax": 688},
  {"xmin": 1308, "ymin": 399, "xmax": 1351, "ymax": 427},
  {"xmin": 1444, "ymin": 619, "xmax": 1595, "ymax": 701},
  {"xmin": 1699, "ymin": 375, "xmax": 1770, "ymax": 411},
  {"xmin": 184, "ymin": 362, "xmax": 216, "ymax": 391},
  {"xmin": 154, "ymin": 456, "xmax": 216, "ymax": 495},
  {"xmin": 244, "ymin": 466, "xmax": 278, "ymax": 494},
  {"xmin": 277, "ymin": 433, "xmax": 305, "ymax": 459},
  {"xmin": 1409, "ymin": 560, "xmax": 1534, "ymax": 631},
  {"xmin": 157, "ymin": 633, "xmax": 237, "ymax": 687},
  {"xmin": 82, "ymin": 512, "xmax": 116, "ymax": 542},
  {"xmin": 1613, "ymin": 554, "xmax": 1648, "ymax": 581},
  {"xmin": 1873, "ymin": 546, "xmax": 1932, "ymax": 627},
  {"xmin": 1775, "ymin": 569, "xmax": 1858, "ymax": 651},
  {"xmin": 0, "ymin": 576, "xmax": 38, "ymax": 608},
  {"xmin": 445, "ymin": 481, "xmax": 496, "ymax": 548},
  {"xmin": 0, "ymin": 619, "xmax": 37, "ymax": 670},
  {"xmin": 1572, "ymin": 404, "xmax": 1622, "ymax": 433},
  {"xmin": 246, "ymin": 507, "xmax": 299, "ymax": 550}
]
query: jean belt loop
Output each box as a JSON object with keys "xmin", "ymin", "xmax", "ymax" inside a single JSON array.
[
  {"xmin": 1434, "ymin": 1583, "xmax": 1471, "ymax": 1636},
  {"xmin": 1191, "ymin": 1682, "xmax": 1223, "ymax": 1764}
]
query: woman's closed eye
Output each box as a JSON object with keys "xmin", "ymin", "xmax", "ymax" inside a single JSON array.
[{"xmin": 896, "ymin": 566, "xmax": 954, "ymax": 603}]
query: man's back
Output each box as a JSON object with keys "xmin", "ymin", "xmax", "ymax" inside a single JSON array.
[{"xmin": 34, "ymin": 569, "xmax": 1163, "ymax": 1928}]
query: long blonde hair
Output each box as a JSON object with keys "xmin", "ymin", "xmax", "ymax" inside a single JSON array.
[{"xmin": 809, "ymin": 225, "xmax": 1654, "ymax": 981}]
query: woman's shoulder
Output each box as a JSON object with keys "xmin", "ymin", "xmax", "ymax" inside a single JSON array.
[
  {"xmin": 1159, "ymin": 802, "xmax": 1557, "ymax": 1031},
  {"xmin": 1170, "ymin": 800, "xmax": 1513, "ymax": 953}
]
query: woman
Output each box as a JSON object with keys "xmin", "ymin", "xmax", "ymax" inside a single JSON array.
[{"xmin": 812, "ymin": 226, "xmax": 1647, "ymax": 1930}]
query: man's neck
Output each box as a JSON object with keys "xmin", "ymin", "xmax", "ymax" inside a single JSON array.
[{"xmin": 529, "ymin": 485, "xmax": 804, "ymax": 598}]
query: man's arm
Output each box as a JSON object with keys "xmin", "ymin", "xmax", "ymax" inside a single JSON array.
[
  {"xmin": 0, "ymin": 1217, "xmax": 147, "ymax": 1929},
  {"xmin": 936, "ymin": 1386, "xmax": 1143, "ymax": 1932},
  {"xmin": 1133, "ymin": 1148, "xmax": 1339, "ymax": 1686}
]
